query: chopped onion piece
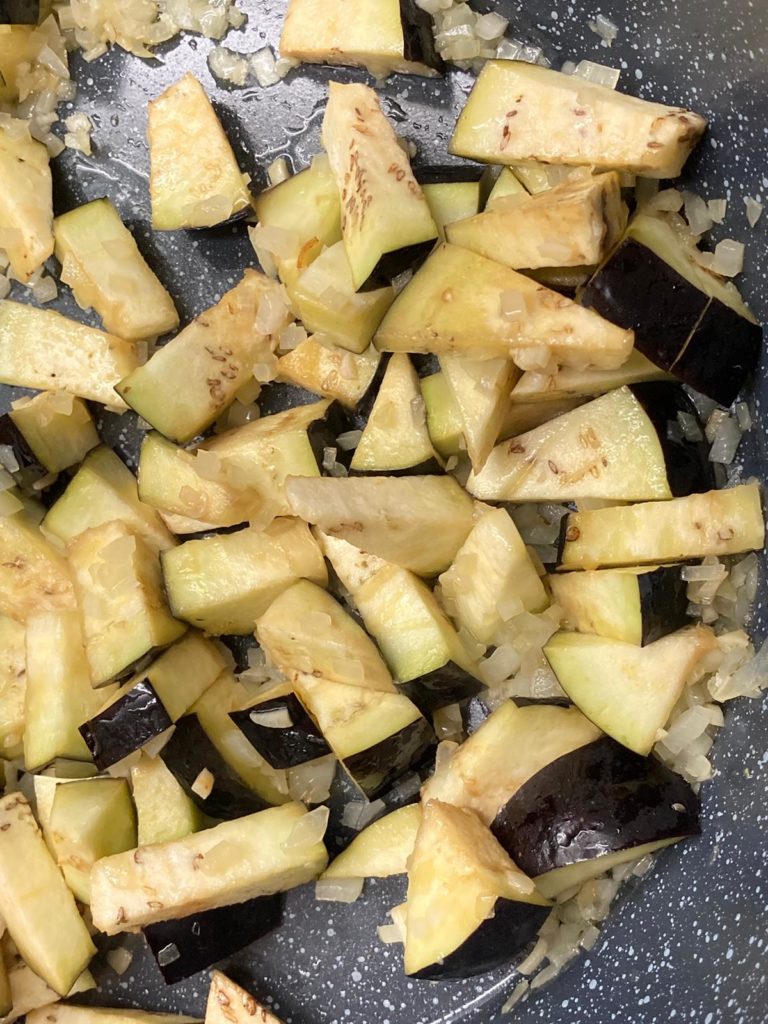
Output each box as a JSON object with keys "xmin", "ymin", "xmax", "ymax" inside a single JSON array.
[
  {"xmin": 249, "ymin": 707, "xmax": 293, "ymax": 729},
  {"xmin": 683, "ymin": 191, "xmax": 713, "ymax": 236},
  {"xmin": 106, "ymin": 946, "xmax": 133, "ymax": 975},
  {"xmin": 744, "ymin": 196, "xmax": 764, "ymax": 228},
  {"xmin": 283, "ymin": 805, "xmax": 329, "ymax": 849},
  {"xmin": 709, "ymin": 238, "xmax": 745, "ymax": 277},
  {"xmin": 708, "ymin": 415, "xmax": 741, "ymax": 464},
  {"xmin": 587, "ymin": 13, "xmax": 619, "ymax": 47},
  {"xmin": 573, "ymin": 59, "xmax": 620, "ymax": 88},
  {"xmin": 707, "ymin": 198, "xmax": 727, "ymax": 224}
]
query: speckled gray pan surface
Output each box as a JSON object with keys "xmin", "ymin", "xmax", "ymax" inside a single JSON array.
[{"xmin": 6, "ymin": 1, "xmax": 768, "ymax": 1021}]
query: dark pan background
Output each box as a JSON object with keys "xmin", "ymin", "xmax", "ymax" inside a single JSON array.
[{"xmin": 4, "ymin": 1, "xmax": 767, "ymax": 1021}]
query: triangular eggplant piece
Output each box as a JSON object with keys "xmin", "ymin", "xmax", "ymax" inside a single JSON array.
[
  {"xmin": 351, "ymin": 354, "xmax": 441, "ymax": 475},
  {"xmin": 439, "ymin": 355, "xmax": 518, "ymax": 470},
  {"xmin": 206, "ymin": 971, "xmax": 283, "ymax": 1024},
  {"xmin": 404, "ymin": 799, "xmax": 549, "ymax": 978},
  {"xmin": 543, "ymin": 626, "xmax": 718, "ymax": 754},
  {"xmin": 374, "ymin": 242, "xmax": 633, "ymax": 370},
  {"xmin": 467, "ymin": 386, "xmax": 672, "ymax": 503},
  {"xmin": 286, "ymin": 474, "xmax": 474, "ymax": 576},
  {"xmin": 292, "ymin": 672, "xmax": 434, "ymax": 799}
]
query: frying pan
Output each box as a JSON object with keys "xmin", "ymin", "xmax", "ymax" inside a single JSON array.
[{"xmin": 5, "ymin": 0, "xmax": 767, "ymax": 1020}]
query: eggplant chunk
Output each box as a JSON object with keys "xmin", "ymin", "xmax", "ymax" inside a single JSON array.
[
  {"xmin": 0, "ymin": 301, "xmax": 139, "ymax": 410},
  {"xmin": 374, "ymin": 242, "xmax": 633, "ymax": 371},
  {"xmin": 468, "ymin": 387, "xmax": 672, "ymax": 503},
  {"xmin": 255, "ymin": 579, "xmax": 395, "ymax": 692},
  {"xmin": 293, "ymin": 672, "xmax": 434, "ymax": 799},
  {"xmin": 404, "ymin": 800, "xmax": 549, "ymax": 978},
  {"xmin": 54, "ymin": 198, "xmax": 179, "ymax": 340},
  {"xmin": 0, "ymin": 793, "xmax": 95, "ymax": 997},
  {"xmin": 80, "ymin": 680, "xmax": 173, "ymax": 771},
  {"xmin": 44, "ymin": 778, "xmax": 137, "ymax": 904},
  {"xmin": 351, "ymin": 354, "xmax": 441, "ymax": 475},
  {"xmin": 544, "ymin": 626, "xmax": 717, "ymax": 755},
  {"xmin": 0, "ymin": 510, "xmax": 76, "ymax": 622},
  {"xmin": 322, "ymin": 804, "xmax": 422, "ymax": 880},
  {"xmin": 440, "ymin": 507, "xmax": 548, "ymax": 645},
  {"xmin": 288, "ymin": 241, "xmax": 395, "ymax": 354},
  {"xmin": 450, "ymin": 60, "xmax": 707, "ymax": 177},
  {"xmin": 231, "ymin": 690, "xmax": 332, "ymax": 770},
  {"xmin": 161, "ymin": 714, "xmax": 271, "ymax": 820},
  {"xmin": 322, "ymin": 82, "xmax": 438, "ymax": 289},
  {"xmin": 68, "ymin": 520, "xmax": 186, "ymax": 687},
  {"xmin": 162, "ymin": 518, "xmax": 327, "ymax": 635},
  {"xmin": 447, "ymin": 171, "xmax": 627, "ymax": 270},
  {"xmin": 44, "ymin": 446, "xmax": 175, "ymax": 554},
  {"xmin": 27, "ymin": 1010, "xmax": 197, "ymax": 1024},
  {"xmin": 252, "ymin": 154, "xmax": 341, "ymax": 289},
  {"xmin": 549, "ymin": 565, "xmax": 689, "ymax": 646},
  {"xmin": 146, "ymin": 902, "xmax": 281, "ymax": 985},
  {"xmin": 286, "ymin": 474, "xmax": 475, "ymax": 576},
  {"xmin": 205, "ymin": 971, "xmax": 284, "ymax": 1024},
  {"xmin": 423, "ymin": 700, "xmax": 600, "ymax": 824},
  {"xmin": 278, "ymin": 339, "xmax": 381, "ymax": 409},
  {"xmin": 557, "ymin": 483, "xmax": 764, "ymax": 569},
  {"xmin": 486, "ymin": 166, "xmax": 527, "ymax": 205},
  {"xmin": 491, "ymin": 736, "xmax": 700, "ymax": 897},
  {"xmin": 420, "ymin": 371, "xmax": 465, "ymax": 457},
  {"xmin": 281, "ymin": 0, "xmax": 442, "ymax": 78},
  {"xmin": 117, "ymin": 271, "xmax": 291, "ymax": 443},
  {"xmin": 439, "ymin": 355, "xmax": 518, "ymax": 471},
  {"xmin": 90, "ymin": 802, "xmax": 328, "ymax": 935},
  {"xmin": 131, "ymin": 754, "xmax": 204, "ymax": 846},
  {"xmin": 0, "ymin": 119, "xmax": 53, "ymax": 282},
  {"xmin": 90, "ymin": 802, "xmax": 327, "ymax": 937},
  {"xmin": 319, "ymin": 539, "xmax": 482, "ymax": 710},
  {"xmin": 149, "ymin": 73, "xmax": 252, "ymax": 230},
  {"xmin": 510, "ymin": 349, "xmax": 670, "ymax": 403},
  {"xmin": 421, "ymin": 179, "xmax": 483, "ymax": 239},
  {"xmin": 9, "ymin": 391, "xmax": 99, "ymax": 474},
  {"xmin": 581, "ymin": 214, "xmax": 761, "ymax": 405}
]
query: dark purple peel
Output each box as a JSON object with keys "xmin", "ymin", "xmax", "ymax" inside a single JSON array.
[
  {"xmin": 581, "ymin": 238, "xmax": 706, "ymax": 370},
  {"xmin": 161, "ymin": 715, "xmax": 270, "ymax": 819},
  {"xmin": 79, "ymin": 680, "xmax": 173, "ymax": 770},
  {"xmin": 491, "ymin": 736, "xmax": 700, "ymax": 880},
  {"xmin": 349, "ymin": 456, "xmax": 444, "ymax": 478},
  {"xmin": 343, "ymin": 717, "xmax": 435, "ymax": 800},
  {"xmin": 637, "ymin": 565, "xmax": 691, "ymax": 644},
  {"xmin": 409, "ymin": 899, "xmax": 550, "ymax": 980},
  {"xmin": 415, "ymin": 165, "xmax": 485, "ymax": 185},
  {"xmin": 143, "ymin": 894, "xmax": 282, "ymax": 984},
  {"xmin": 400, "ymin": 0, "xmax": 445, "ymax": 73},
  {"xmin": 230, "ymin": 693, "xmax": 331, "ymax": 770},
  {"xmin": 398, "ymin": 661, "xmax": 483, "ymax": 715},
  {"xmin": 630, "ymin": 381, "xmax": 715, "ymax": 496},
  {"xmin": 671, "ymin": 300, "xmax": 762, "ymax": 407}
]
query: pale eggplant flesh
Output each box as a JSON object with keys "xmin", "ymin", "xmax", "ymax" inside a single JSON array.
[
  {"xmin": 230, "ymin": 693, "xmax": 332, "ymax": 770},
  {"xmin": 79, "ymin": 680, "xmax": 173, "ymax": 770},
  {"xmin": 491, "ymin": 736, "xmax": 699, "ymax": 880},
  {"xmin": 410, "ymin": 897, "xmax": 550, "ymax": 980},
  {"xmin": 161, "ymin": 715, "xmax": 270, "ymax": 820},
  {"xmin": 143, "ymin": 894, "xmax": 282, "ymax": 984}
]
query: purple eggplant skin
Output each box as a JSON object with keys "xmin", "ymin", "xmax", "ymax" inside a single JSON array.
[
  {"xmin": 459, "ymin": 694, "xmax": 493, "ymax": 735},
  {"xmin": 400, "ymin": 0, "xmax": 444, "ymax": 73},
  {"xmin": 230, "ymin": 694, "xmax": 331, "ymax": 770},
  {"xmin": 307, "ymin": 400, "xmax": 356, "ymax": 469},
  {"xmin": 79, "ymin": 680, "xmax": 173, "ymax": 770},
  {"xmin": 0, "ymin": 414, "xmax": 42, "ymax": 472},
  {"xmin": 581, "ymin": 238, "xmax": 706, "ymax": 370},
  {"xmin": 672, "ymin": 300, "xmax": 762, "ymax": 407},
  {"xmin": 410, "ymin": 353, "xmax": 441, "ymax": 379},
  {"xmin": 367, "ymin": 241, "xmax": 435, "ymax": 290},
  {"xmin": 630, "ymin": 382, "xmax": 715, "ymax": 497},
  {"xmin": 410, "ymin": 899, "xmax": 550, "ymax": 980},
  {"xmin": 637, "ymin": 565, "xmax": 691, "ymax": 645},
  {"xmin": 398, "ymin": 662, "xmax": 484, "ymax": 715},
  {"xmin": 144, "ymin": 894, "xmax": 282, "ymax": 984},
  {"xmin": 343, "ymin": 717, "xmax": 435, "ymax": 800},
  {"xmin": 161, "ymin": 715, "xmax": 270, "ymax": 820},
  {"xmin": 490, "ymin": 736, "xmax": 700, "ymax": 880}
]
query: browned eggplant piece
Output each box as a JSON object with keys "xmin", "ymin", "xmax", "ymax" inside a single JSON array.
[
  {"xmin": 160, "ymin": 715, "xmax": 270, "ymax": 820},
  {"xmin": 630, "ymin": 382, "xmax": 715, "ymax": 496},
  {"xmin": 230, "ymin": 692, "xmax": 331, "ymax": 770},
  {"xmin": 491, "ymin": 736, "xmax": 700, "ymax": 897},
  {"xmin": 79, "ymin": 681, "xmax": 172, "ymax": 771},
  {"xmin": 143, "ymin": 894, "xmax": 282, "ymax": 984}
]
